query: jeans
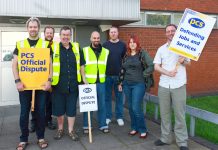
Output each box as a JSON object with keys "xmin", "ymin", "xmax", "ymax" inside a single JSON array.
[
  {"xmin": 83, "ymin": 83, "xmax": 108, "ymax": 130},
  {"xmin": 123, "ymin": 81, "xmax": 147, "ymax": 133},
  {"xmin": 19, "ymin": 90, "xmax": 46, "ymax": 142},
  {"xmin": 31, "ymin": 91, "xmax": 52, "ymax": 124},
  {"xmin": 105, "ymin": 76, "xmax": 123, "ymax": 119}
]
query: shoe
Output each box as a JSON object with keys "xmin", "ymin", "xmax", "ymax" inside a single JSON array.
[
  {"xmin": 16, "ymin": 142, "xmax": 28, "ymax": 150},
  {"xmin": 180, "ymin": 146, "xmax": 189, "ymax": 150},
  {"xmin": 106, "ymin": 119, "xmax": 111, "ymax": 125},
  {"xmin": 47, "ymin": 121, "xmax": 56, "ymax": 130},
  {"xmin": 117, "ymin": 119, "xmax": 124, "ymax": 126},
  {"xmin": 29, "ymin": 122, "xmax": 36, "ymax": 133},
  {"xmin": 83, "ymin": 128, "xmax": 93, "ymax": 134},
  {"xmin": 139, "ymin": 132, "xmax": 148, "ymax": 139},
  {"xmin": 154, "ymin": 139, "xmax": 169, "ymax": 146},
  {"xmin": 37, "ymin": 139, "xmax": 48, "ymax": 149},
  {"xmin": 54, "ymin": 129, "xmax": 64, "ymax": 140},
  {"xmin": 99, "ymin": 128, "xmax": 110, "ymax": 133},
  {"xmin": 68, "ymin": 131, "xmax": 79, "ymax": 141},
  {"xmin": 128, "ymin": 130, "xmax": 138, "ymax": 136},
  {"xmin": 83, "ymin": 129, "xmax": 89, "ymax": 134}
]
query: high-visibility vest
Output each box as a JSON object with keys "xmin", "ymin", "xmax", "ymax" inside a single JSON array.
[
  {"xmin": 83, "ymin": 46, "xmax": 109, "ymax": 83},
  {"xmin": 16, "ymin": 38, "xmax": 49, "ymax": 68},
  {"xmin": 52, "ymin": 42, "xmax": 81, "ymax": 85}
]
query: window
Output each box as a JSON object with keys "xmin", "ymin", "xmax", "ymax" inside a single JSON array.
[
  {"xmin": 1, "ymin": 32, "xmax": 28, "ymax": 61},
  {"xmin": 173, "ymin": 13, "xmax": 183, "ymax": 25},
  {"xmin": 125, "ymin": 11, "xmax": 218, "ymax": 29},
  {"xmin": 146, "ymin": 13, "xmax": 171, "ymax": 26},
  {"xmin": 210, "ymin": 15, "xmax": 217, "ymax": 28},
  {"xmin": 128, "ymin": 12, "xmax": 145, "ymax": 26}
]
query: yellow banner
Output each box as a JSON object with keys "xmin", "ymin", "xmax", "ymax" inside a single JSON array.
[
  {"xmin": 169, "ymin": 46, "xmax": 199, "ymax": 61},
  {"xmin": 18, "ymin": 48, "xmax": 50, "ymax": 90}
]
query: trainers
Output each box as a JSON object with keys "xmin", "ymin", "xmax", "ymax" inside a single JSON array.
[
  {"xmin": 180, "ymin": 146, "xmax": 189, "ymax": 150},
  {"xmin": 68, "ymin": 131, "xmax": 79, "ymax": 141},
  {"xmin": 117, "ymin": 119, "xmax": 124, "ymax": 126},
  {"xmin": 54, "ymin": 129, "xmax": 64, "ymax": 140},
  {"xmin": 106, "ymin": 119, "xmax": 111, "ymax": 125}
]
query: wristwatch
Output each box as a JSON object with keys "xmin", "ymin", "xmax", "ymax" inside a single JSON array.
[{"xmin": 15, "ymin": 78, "xmax": 21, "ymax": 83}]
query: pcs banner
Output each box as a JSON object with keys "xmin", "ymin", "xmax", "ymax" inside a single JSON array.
[
  {"xmin": 169, "ymin": 8, "xmax": 216, "ymax": 61},
  {"xmin": 18, "ymin": 48, "xmax": 50, "ymax": 90}
]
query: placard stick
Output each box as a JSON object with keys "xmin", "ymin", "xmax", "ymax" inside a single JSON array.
[
  {"xmin": 88, "ymin": 111, "xmax": 93, "ymax": 143},
  {"xmin": 175, "ymin": 62, "xmax": 180, "ymax": 71},
  {"xmin": 31, "ymin": 90, "xmax": 35, "ymax": 111}
]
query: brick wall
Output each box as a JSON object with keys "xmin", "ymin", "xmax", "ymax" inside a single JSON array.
[
  {"xmin": 118, "ymin": 27, "xmax": 218, "ymax": 96},
  {"xmin": 140, "ymin": 0, "xmax": 218, "ymax": 14}
]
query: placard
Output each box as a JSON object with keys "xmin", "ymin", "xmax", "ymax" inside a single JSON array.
[
  {"xmin": 169, "ymin": 8, "xmax": 216, "ymax": 61},
  {"xmin": 79, "ymin": 84, "xmax": 98, "ymax": 112},
  {"xmin": 18, "ymin": 48, "xmax": 50, "ymax": 90}
]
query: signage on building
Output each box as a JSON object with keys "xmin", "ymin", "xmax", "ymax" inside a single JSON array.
[
  {"xmin": 169, "ymin": 8, "xmax": 216, "ymax": 61},
  {"xmin": 79, "ymin": 84, "xmax": 98, "ymax": 112},
  {"xmin": 18, "ymin": 48, "xmax": 50, "ymax": 90}
]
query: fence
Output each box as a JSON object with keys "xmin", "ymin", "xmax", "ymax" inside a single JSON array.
[{"xmin": 143, "ymin": 93, "xmax": 218, "ymax": 137}]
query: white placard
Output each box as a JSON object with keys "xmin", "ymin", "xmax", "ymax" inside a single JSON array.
[
  {"xmin": 79, "ymin": 84, "xmax": 98, "ymax": 112},
  {"xmin": 169, "ymin": 8, "xmax": 216, "ymax": 61}
]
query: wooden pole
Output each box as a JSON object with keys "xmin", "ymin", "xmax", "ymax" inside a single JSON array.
[
  {"xmin": 31, "ymin": 90, "xmax": 35, "ymax": 111},
  {"xmin": 88, "ymin": 111, "xmax": 92, "ymax": 143},
  {"xmin": 175, "ymin": 62, "xmax": 180, "ymax": 71}
]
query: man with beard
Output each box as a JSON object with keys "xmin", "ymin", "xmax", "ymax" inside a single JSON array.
[
  {"xmin": 30, "ymin": 26, "xmax": 56, "ymax": 132},
  {"xmin": 82, "ymin": 31, "xmax": 110, "ymax": 134},
  {"xmin": 12, "ymin": 17, "xmax": 52, "ymax": 150}
]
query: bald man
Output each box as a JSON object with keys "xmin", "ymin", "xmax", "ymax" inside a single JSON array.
[{"xmin": 82, "ymin": 31, "xmax": 110, "ymax": 133}]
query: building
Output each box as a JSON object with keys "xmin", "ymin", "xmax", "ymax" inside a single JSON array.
[
  {"xmin": 0, "ymin": 0, "xmax": 140, "ymax": 106},
  {"xmin": 119, "ymin": 0, "xmax": 218, "ymax": 96},
  {"xmin": 0, "ymin": 0, "xmax": 217, "ymax": 106}
]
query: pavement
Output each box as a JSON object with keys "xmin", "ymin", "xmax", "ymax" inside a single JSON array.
[{"xmin": 0, "ymin": 105, "xmax": 210, "ymax": 150}]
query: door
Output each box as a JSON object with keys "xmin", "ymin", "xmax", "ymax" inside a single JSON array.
[{"xmin": 0, "ymin": 26, "xmax": 63, "ymax": 106}]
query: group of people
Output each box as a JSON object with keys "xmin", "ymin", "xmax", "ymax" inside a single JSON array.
[{"xmin": 12, "ymin": 17, "xmax": 190, "ymax": 150}]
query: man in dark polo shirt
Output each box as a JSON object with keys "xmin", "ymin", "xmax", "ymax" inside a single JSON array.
[{"xmin": 51, "ymin": 26, "xmax": 87, "ymax": 141}]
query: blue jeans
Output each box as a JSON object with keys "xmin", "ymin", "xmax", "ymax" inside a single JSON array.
[
  {"xmin": 19, "ymin": 90, "xmax": 46, "ymax": 142},
  {"xmin": 105, "ymin": 76, "xmax": 123, "ymax": 119},
  {"xmin": 123, "ymin": 81, "xmax": 147, "ymax": 133},
  {"xmin": 83, "ymin": 83, "xmax": 108, "ymax": 130},
  {"xmin": 31, "ymin": 91, "xmax": 52, "ymax": 124}
]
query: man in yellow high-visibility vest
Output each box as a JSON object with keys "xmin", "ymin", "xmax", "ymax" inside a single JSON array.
[
  {"xmin": 51, "ymin": 26, "xmax": 87, "ymax": 141},
  {"xmin": 30, "ymin": 25, "xmax": 56, "ymax": 133},
  {"xmin": 82, "ymin": 31, "xmax": 110, "ymax": 134},
  {"xmin": 12, "ymin": 17, "xmax": 52, "ymax": 149}
]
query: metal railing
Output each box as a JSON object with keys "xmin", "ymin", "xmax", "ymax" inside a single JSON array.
[{"xmin": 143, "ymin": 93, "xmax": 218, "ymax": 137}]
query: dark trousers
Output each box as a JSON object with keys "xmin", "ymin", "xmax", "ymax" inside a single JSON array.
[
  {"xmin": 19, "ymin": 90, "xmax": 46, "ymax": 142},
  {"xmin": 31, "ymin": 92, "xmax": 52, "ymax": 124}
]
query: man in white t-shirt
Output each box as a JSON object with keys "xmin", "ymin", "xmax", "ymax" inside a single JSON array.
[{"xmin": 153, "ymin": 24, "xmax": 190, "ymax": 150}]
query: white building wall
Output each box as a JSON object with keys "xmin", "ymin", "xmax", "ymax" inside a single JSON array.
[{"xmin": 0, "ymin": 0, "xmax": 140, "ymax": 20}]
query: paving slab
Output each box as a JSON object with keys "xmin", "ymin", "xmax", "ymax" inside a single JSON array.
[{"xmin": 0, "ymin": 105, "xmax": 211, "ymax": 150}]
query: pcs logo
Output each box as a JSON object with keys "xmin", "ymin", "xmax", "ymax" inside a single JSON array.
[
  {"xmin": 83, "ymin": 88, "xmax": 92, "ymax": 93},
  {"xmin": 188, "ymin": 18, "xmax": 205, "ymax": 28}
]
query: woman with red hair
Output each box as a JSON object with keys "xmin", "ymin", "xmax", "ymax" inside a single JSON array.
[{"xmin": 118, "ymin": 35, "xmax": 154, "ymax": 138}]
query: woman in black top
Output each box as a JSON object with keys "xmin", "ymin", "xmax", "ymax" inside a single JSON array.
[{"xmin": 118, "ymin": 35, "xmax": 154, "ymax": 139}]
